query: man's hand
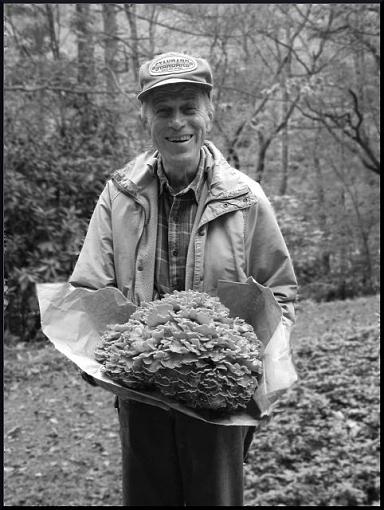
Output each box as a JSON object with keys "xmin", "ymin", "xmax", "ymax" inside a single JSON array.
[{"xmin": 79, "ymin": 369, "xmax": 98, "ymax": 387}]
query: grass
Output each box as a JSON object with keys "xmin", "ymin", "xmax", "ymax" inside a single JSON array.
[{"xmin": 4, "ymin": 294, "xmax": 380, "ymax": 506}]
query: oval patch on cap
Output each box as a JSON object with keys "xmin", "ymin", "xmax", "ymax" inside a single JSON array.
[{"xmin": 149, "ymin": 55, "xmax": 198, "ymax": 76}]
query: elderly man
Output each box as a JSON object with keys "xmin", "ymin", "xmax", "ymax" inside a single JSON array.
[{"xmin": 70, "ymin": 52, "xmax": 297, "ymax": 506}]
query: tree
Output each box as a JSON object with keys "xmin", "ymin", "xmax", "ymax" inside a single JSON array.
[
  {"xmin": 102, "ymin": 3, "xmax": 119, "ymax": 93},
  {"xmin": 74, "ymin": 4, "xmax": 96, "ymax": 133},
  {"xmin": 298, "ymin": 4, "xmax": 380, "ymax": 175},
  {"xmin": 124, "ymin": 4, "xmax": 139, "ymax": 82}
]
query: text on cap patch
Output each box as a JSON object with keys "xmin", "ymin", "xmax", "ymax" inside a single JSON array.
[{"xmin": 149, "ymin": 55, "xmax": 198, "ymax": 76}]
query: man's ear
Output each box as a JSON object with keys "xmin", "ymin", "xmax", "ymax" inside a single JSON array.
[
  {"xmin": 206, "ymin": 111, "xmax": 214, "ymax": 134},
  {"xmin": 140, "ymin": 113, "xmax": 149, "ymax": 132},
  {"xmin": 205, "ymin": 97, "xmax": 214, "ymax": 133},
  {"xmin": 140, "ymin": 103, "xmax": 151, "ymax": 133}
]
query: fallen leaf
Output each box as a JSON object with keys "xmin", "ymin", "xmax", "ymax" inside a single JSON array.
[{"xmin": 7, "ymin": 426, "xmax": 22, "ymax": 438}]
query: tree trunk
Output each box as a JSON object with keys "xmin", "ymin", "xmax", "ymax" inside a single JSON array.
[
  {"xmin": 45, "ymin": 4, "xmax": 60, "ymax": 60},
  {"xmin": 353, "ymin": 209, "xmax": 374, "ymax": 294},
  {"xmin": 279, "ymin": 87, "xmax": 289, "ymax": 195},
  {"xmin": 32, "ymin": 6, "xmax": 46, "ymax": 137},
  {"xmin": 226, "ymin": 121, "xmax": 246, "ymax": 168},
  {"xmin": 359, "ymin": 230, "xmax": 374, "ymax": 293},
  {"xmin": 45, "ymin": 4, "xmax": 66, "ymax": 137},
  {"xmin": 279, "ymin": 23, "xmax": 291, "ymax": 196},
  {"xmin": 255, "ymin": 132, "xmax": 272, "ymax": 183},
  {"xmin": 338, "ymin": 188, "xmax": 347, "ymax": 299},
  {"xmin": 313, "ymin": 127, "xmax": 330, "ymax": 274},
  {"xmin": 147, "ymin": 6, "xmax": 158, "ymax": 59},
  {"xmin": 75, "ymin": 4, "xmax": 95, "ymax": 87},
  {"xmin": 102, "ymin": 3, "xmax": 119, "ymax": 143},
  {"xmin": 102, "ymin": 3, "xmax": 118, "ymax": 93},
  {"xmin": 124, "ymin": 4, "xmax": 139, "ymax": 82},
  {"xmin": 75, "ymin": 4, "xmax": 95, "ymax": 134},
  {"xmin": 227, "ymin": 146, "xmax": 240, "ymax": 168}
]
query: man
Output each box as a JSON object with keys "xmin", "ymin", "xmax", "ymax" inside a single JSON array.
[{"xmin": 70, "ymin": 52, "xmax": 298, "ymax": 506}]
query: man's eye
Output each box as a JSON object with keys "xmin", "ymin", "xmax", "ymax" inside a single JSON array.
[
  {"xmin": 184, "ymin": 107, "xmax": 197, "ymax": 114},
  {"xmin": 156, "ymin": 108, "xmax": 169, "ymax": 116}
]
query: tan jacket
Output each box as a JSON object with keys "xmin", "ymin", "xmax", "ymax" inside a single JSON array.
[{"xmin": 69, "ymin": 141, "xmax": 298, "ymax": 323}]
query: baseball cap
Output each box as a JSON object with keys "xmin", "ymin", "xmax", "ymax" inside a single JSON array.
[{"xmin": 137, "ymin": 52, "xmax": 213, "ymax": 101}]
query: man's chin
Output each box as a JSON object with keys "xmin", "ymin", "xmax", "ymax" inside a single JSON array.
[{"xmin": 164, "ymin": 152, "xmax": 200, "ymax": 168}]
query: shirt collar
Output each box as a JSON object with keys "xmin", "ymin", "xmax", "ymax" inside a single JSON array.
[{"xmin": 156, "ymin": 146, "xmax": 213, "ymax": 201}]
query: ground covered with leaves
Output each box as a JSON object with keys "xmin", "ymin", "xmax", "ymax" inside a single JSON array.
[{"xmin": 4, "ymin": 295, "xmax": 380, "ymax": 506}]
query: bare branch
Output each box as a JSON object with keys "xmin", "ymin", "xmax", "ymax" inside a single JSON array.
[
  {"xmin": 101, "ymin": 66, "xmax": 138, "ymax": 106},
  {"xmin": 255, "ymin": 6, "xmax": 314, "ymax": 75},
  {"xmin": 298, "ymin": 100, "xmax": 380, "ymax": 175},
  {"xmin": 4, "ymin": 84, "xmax": 137, "ymax": 97},
  {"xmin": 115, "ymin": 4, "xmax": 212, "ymax": 39},
  {"xmin": 348, "ymin": 88, "xmax": 363, "ymax": 131},
  {"xmin": 274, "ymin": 95, "xmax": 301, "ymax": 135},
  {"xmin": 311, "ymin": 7, "xmax": 334, "ymax": 65}
]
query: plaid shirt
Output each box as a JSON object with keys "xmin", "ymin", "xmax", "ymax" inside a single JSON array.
[{"xmin": 154, "ymin": 148, "xmax": 210, "ymax": 298}]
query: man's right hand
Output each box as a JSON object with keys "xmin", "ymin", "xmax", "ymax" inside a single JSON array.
[{"xmin": 79, "ymin": 370, "xmax": 98, "ymax": 387}]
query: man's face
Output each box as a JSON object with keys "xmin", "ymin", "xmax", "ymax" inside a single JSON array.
[{"xmin": 144, "ymin": 84, "xmax": 213, "ymax": 176}]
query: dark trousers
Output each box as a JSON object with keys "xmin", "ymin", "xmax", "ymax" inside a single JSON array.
[{"xmin": 117, "ymin": 399, "xmax": 255, "ymax": 506}]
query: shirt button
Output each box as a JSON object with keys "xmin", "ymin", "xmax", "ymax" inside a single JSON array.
[
  {"xmin": 223, "ymin": 203, "xmax": 229, "ymax": 208},
  {"xmin": 198, "ymin": 228, "xmax": 205, "ymax": 236},
  {"xmin": 172, "ymin": 249, "xmax": 178, "ymax": 257},
  {"xmin": 137, "ymin": 265, "xmax": 143, "ymax": 271}
]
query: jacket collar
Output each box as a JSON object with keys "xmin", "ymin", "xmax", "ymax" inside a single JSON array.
[
  {"xmin": 156, "ymin": 147, "xmax": 210, "ymax": 202},
  {"xmin": 203, "ymin": 141, "xmax": 252, "ymax": 200},
  {"xmin": 111, "ymin": 149, "xmax": 159, "ymax": 197},
  {"xmin": 111, "ymin": 141, "xmax": 252, "ymax": 203}
]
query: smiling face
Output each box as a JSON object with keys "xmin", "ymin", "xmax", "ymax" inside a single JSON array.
[{"xmin": 142, "ymin": 84, "xmax": 213, "ymax": 187}]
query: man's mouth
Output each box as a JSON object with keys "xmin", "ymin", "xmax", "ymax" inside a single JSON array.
[{"xmin": 166, "ymin": 135, "xmax": 193, "ymax": 143}]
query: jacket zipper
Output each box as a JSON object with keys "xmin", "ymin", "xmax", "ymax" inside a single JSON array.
[
  {"xmin": 130, "ymin": 195, "xmax": 149, "ymax": 305},
  {"xmin": 112, "ymin": 178, "xmax": 149, "ymax": 304}
]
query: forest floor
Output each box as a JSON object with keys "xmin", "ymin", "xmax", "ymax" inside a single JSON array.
[{"xmin": 4, "ymin": 294, "xmax": 380, "ymax": 506}]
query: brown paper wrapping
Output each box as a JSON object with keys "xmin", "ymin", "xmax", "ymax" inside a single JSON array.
[{"xmin": 36, "ymin": 277, "xmax": 297, "ymax": 426}]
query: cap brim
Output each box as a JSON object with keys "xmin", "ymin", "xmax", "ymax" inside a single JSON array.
[{"xmin": 137, "ymin": 78, "xmax": 213, "ymax": 101}]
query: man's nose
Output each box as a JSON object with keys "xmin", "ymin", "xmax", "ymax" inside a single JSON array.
[{"xmin": 168, "ymin": 111, "xmax": 185, "ymax": 129}]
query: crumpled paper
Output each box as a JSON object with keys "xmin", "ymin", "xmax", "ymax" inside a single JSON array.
[{"xmin": 36, "ymin": 277, "xmax": 297, "ymax": 426}]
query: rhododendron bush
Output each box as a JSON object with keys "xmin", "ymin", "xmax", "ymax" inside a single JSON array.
[{"xmin": 95, "ymin": 290, "xmax": 264, "ymax": 412}]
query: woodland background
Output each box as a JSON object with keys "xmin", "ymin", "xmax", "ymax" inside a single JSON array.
[
  {"xmin": 4, "ymin": 3, "xmax": 380, "ymax": 344},
  {"xmin": 3, "ymin": 4, "xmax": 381, "ymax": 507}
]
